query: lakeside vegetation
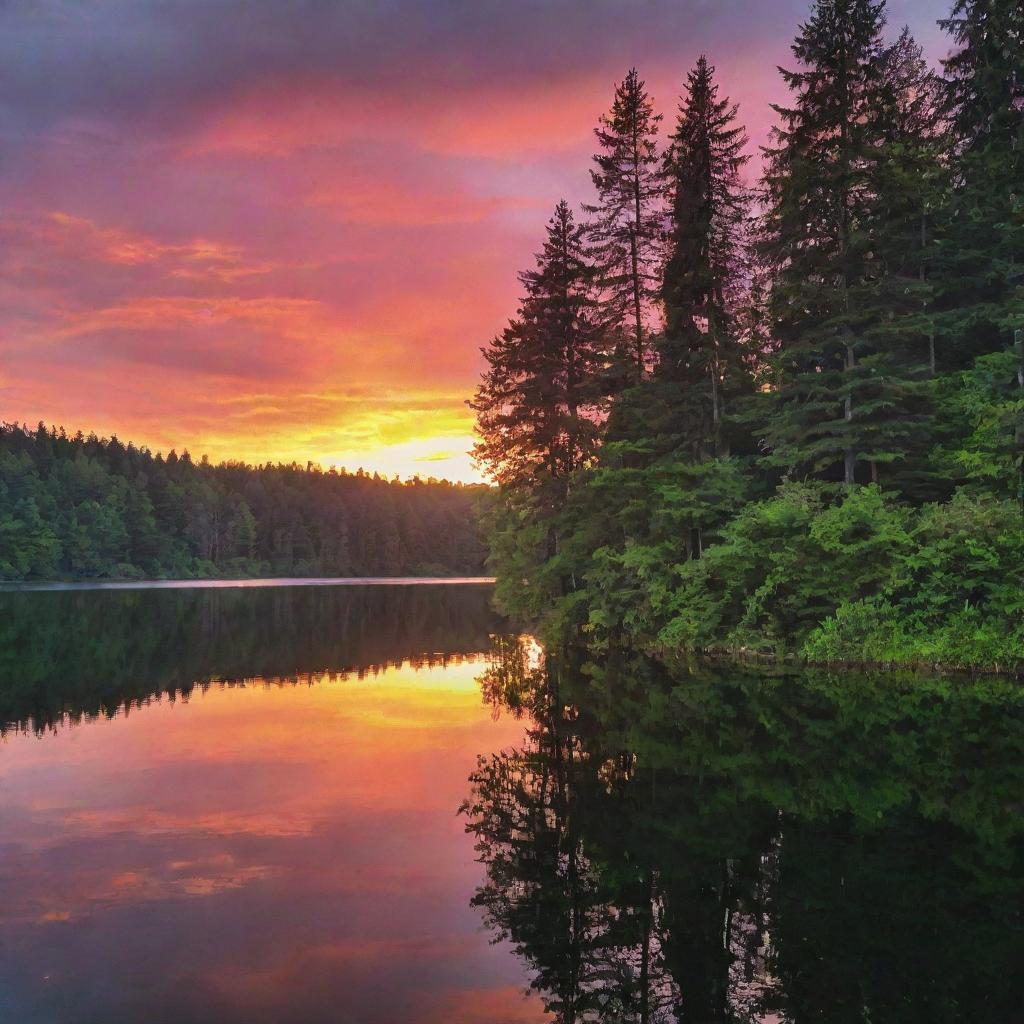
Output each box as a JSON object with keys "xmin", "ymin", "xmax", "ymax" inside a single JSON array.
[
  {"xmin": 472, "ymin": 0, "xmax": 1024, "ymax": 672},
  {"xmin": 0, "ymin": 423, "xmax": 485, "ymax": 581}
]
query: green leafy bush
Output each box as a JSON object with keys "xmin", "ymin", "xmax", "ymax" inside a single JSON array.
[
  {"xmin": 804, "ymin": 493, "xmax": 1024, "ymax": 669},
  {"xmin": 659, "ymin": 484, "xmax": 911, "ymax": 652}
]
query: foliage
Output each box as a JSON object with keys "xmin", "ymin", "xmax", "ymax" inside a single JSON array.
[
  {"xmin": 467, "ymin": 0, "xmax": 1024, "ymax": 672},
  {"xmin": 658, "ymin": 483, "xmax": 911, "ymax": 651},
  {"xmin": 805, "ymin": 491, "xmax": 1024, "ymax": 668},
  {"xmin": 584, "ymin": 67, "xmax": 664, "ymax": 381},
  {"xmin": 572, "ymin": 453, "xmax": 751, "ymax": 648},
  {"xmin": 932, "ymin": 349, "xmax": 1024, "ymax": 500},
  {"xmin": 0, "ymin": 422, "xmax": 485, "ymax": 581}
]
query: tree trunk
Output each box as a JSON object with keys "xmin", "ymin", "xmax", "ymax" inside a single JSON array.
[
  {"xmin": 708, "ymin": 303, "xmax": 723, "ymax": 455},
  {"xmin": 689, "ymin": 526, "xmax": 703, "ymax": 560},
  {"xmin": 920, "ymin": 209, "xmax": 936, "ymax": 376},
  {"xmin": 630, "ymin": 224, "xmax": 643, "ymax": 382},
  {"xmin": 838, "ymin": 31, "xmax": 856, "ymax": 487},
  {"xmin": 844, "ymin": 341, "xmax": 856, "ymax": 486}
]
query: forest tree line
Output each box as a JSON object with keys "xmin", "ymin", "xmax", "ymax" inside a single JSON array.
[
  {"xmin": 0, "ymin": 423, "xmax": 486, "ymax": 580},
  {"xmin": 472, "ymin": 0, "xmax": 1024, "ymax": 670}
]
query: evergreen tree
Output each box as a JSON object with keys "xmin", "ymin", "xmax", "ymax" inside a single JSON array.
[
  {"xmin": 874, "ymin": 28, "xmax": 947, "ymax": 375},
  {"xmin": 937, "ymin": 0, "xmax": 1024, "ymax": 364},
  {"xmin": 760, "ymin": 0, "xmax": 895, "ymax": 485},
  {"xmin": 852, "ymin": 27, "xmax": 947, "ymax": 494},
  {"xmin": 659, "ymin": 55, "xmax": 753, "ymax": 458},
  {"xmin": 584, "ymin": 69, "xmax": 664, "ymax": 383},
  {"xmin": 471, "ymin": 202, "xmax": 607, "ymax": 612},
  {"xmin": 549, "ymin": 62, "xmax": 757, "ymax": 641},
  {"xmin": 472, "ymin": 201, "xmax": 606, "ymax": 499}
]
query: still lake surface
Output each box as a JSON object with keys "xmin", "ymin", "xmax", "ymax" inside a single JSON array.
[{"xmin": 0, "ymin": 583, "xmax": 1021, "ymax": 1022}]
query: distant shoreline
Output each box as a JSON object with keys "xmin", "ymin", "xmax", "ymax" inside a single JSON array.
[{"xmin": 0, "ymin": 576, "xmax": 496, "ymax": 593}]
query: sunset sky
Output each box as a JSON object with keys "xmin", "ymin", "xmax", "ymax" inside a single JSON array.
[
  {"xmin": 1, "ymin": 0, "xmax": 948, "ymax": 482},
  {"xmin": 0, "ymin": 658, "xmax": 543, "ymax": 1020}
]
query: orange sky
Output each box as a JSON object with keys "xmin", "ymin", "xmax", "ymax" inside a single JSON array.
[
  {"xmin": 0, "ymin": 0, "xmax": 946, "ymax": 482},
  {"xmin": 0, "ymin": 658, "xmax": 544, "ymax": 1021}
]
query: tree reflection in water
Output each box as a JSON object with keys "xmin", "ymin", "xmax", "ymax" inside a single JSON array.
[
  {"xmin": 0, "ymin": 583, "xmax": 501, "ymax": 733},
  {"xmin": 462, "ymin": 638, "xmax": 1024, "ymax": 1023}
]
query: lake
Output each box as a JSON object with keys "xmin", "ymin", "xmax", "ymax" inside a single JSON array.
[{"xmin": 0, "ymin": 584, "xmax": 1021, "ymax": 1022}]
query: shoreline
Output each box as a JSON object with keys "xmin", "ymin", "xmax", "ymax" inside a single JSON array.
[
  {"xmin": 0, "ymin": 576, "xmax": 496, "ymax": 593},
  {"xmin": 654, "ymin": 644, "xmax": 1024, "ymax": 681}
]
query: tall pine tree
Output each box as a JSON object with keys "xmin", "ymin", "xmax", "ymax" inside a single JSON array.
[
  {"xmin": 584, "ymin": 68, "xmax": 664, "ymax": 383},
  {"xmin": 565, "ymin": 59, "xmax": 755, "ymax": 614},
  {"xmin": 472, "ymin": 200, "xmax": 606, "ymax": 496},
  {"xmin": 873, "ymin": 28, "xmax": 947, "ymax": 376},
  {"xmin": 842, "ymin": 27, "xmax": 949, "ymax": 496},
  {"xmin": 938, "ymin": 0, "xmax": 1024, "ymax": 364},
  {"xmin": 659, "ymin": 55, "xmax": 753, "ymax": 458},
  {"xmin": 760, "ymin": 0, "xmax": 910, "ymax": 485},
  {"xmin": 472, "ymin": 201, "xmax": 608, "ymax": 616}
]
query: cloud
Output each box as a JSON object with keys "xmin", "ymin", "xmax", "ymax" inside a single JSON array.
[
  {"xmin": 0, "ymin": 1, "xmax": 797, "ymax": 124},
  {"xmin": 0, "ymin": 0, "xmax": 950, "ymax": 480},
  {"xmin": 0, "ymin": 660, "xmax": 539, "ymax": 1022}
]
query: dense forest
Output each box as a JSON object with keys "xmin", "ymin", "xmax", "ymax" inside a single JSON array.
[
  {"xmin": 0, "ymin": 423, "xmax": 486, "ymax": 580},
  {"xmin": 472, "ymin": 0, "xmax": 1024, "ymax": 671}
]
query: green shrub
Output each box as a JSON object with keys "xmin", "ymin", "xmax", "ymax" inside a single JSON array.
[
  {"xmin": 804, "ymin": 492, "xmax": 1024, "ymax": 670},
  {"xmin": 659, "ymin": 484, "xmax": 911, "ymax": 652}
]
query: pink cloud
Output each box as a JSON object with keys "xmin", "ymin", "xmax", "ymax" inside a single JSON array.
[{"xmin": 0, "ymin": 0, "xmax": 949, "ymax": 478}]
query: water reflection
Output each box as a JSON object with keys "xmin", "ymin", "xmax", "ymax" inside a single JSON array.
[
  {"xmin": 462, "ymin": 640, "xmax": 1024, "ymax": 1023},
  {"xmin": 0, "ymin": 582, "xmax": 499, "ymax": 732},
  {"xmin": 0, "ymin": 586, "xmax": 538, "ymax": 1024},
  {"xmin": 2, "ymin": 590, "xmax": 1022, "ymax": 1023}
]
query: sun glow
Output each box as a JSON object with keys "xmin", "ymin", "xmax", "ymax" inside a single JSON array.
[
  {"xmin": 0, "ymin": 0, "xmax": 876, "ymax": 482},
  {"xmin": 177, "ymin": 415, "xmax": 482, "ymax": 483},
  {"xmin": 325, "ymin": 434, "xmax": 482, "ymax": 484}
]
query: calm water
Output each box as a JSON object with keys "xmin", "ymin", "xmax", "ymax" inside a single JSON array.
[
  {"xmin": 0, "ymin": 586, "xmax": 1021, "ymax": 1022},
  {"xmin": 0, "ymin": 575, "xmax": 495, "ymax": 592}
]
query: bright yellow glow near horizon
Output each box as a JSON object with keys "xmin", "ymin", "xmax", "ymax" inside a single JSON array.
[
  {"xmin": 325, "ymin": 433, "xmax": 482, "ymax": 483},
  {"xmin": 44, "ymin": 403, "xmax": 486, "ymax": 484},
  {"xmin": 203, "ymin": 430, "xmax": 483, "ymax": 484}
]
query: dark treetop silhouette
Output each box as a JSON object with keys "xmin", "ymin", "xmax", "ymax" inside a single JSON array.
[{"xmin": 471, "ymin": 0, "xmax": 1024, "ymax": 672}]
